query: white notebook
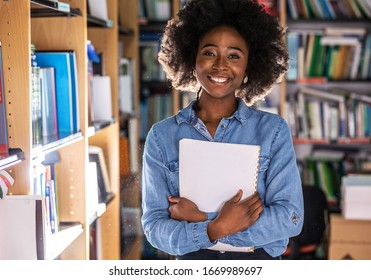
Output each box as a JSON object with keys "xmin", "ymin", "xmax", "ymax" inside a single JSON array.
[{"xmin": 179, "ymin": 138, "xmax": 260, "ymax": 213}]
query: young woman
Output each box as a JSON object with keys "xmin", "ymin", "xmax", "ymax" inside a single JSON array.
[{"xmin": 141, "ymin": 0, "xmax": 304, "ymax": 260}]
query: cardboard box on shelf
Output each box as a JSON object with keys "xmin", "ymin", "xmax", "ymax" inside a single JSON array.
[{"xmin": 329, "ymin": 214, "xmax": 371, "ymax": 260}]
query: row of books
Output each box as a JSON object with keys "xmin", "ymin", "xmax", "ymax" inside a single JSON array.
[
  {"xmin": 31, "ymin": 145, "xmax": 113, "ymax": 236},
  {"xmin": 30, "ymin": 46, "xmax": 80, "ymax": 147},
  {"xmin": 303, "ymin": 157, "xmax": 344, "ymax": 205},
  {"xmin": 286, "ymin": 86, "xmax": 371, "ymax": 140},
  {"xmin": 287, "ymin": 27, "xmax": 371, "ymax": 81},
  {"xmin": 287, "ymin": 0, "xmax": 371, "ymax": 19},
  {"xmin": 140, "ymin": 38, "xmax": 166, "ymax": 82},
  {"xmin": 32, "ymin": 151, "xmax": 60, "ymax": 236},
  {"xmin": 140, "ymin": 92, "xmax": 173, "ymax": 140},
  {"xmin": 300, "ymin": 150, "xmax": 371, "ymax": 206}
]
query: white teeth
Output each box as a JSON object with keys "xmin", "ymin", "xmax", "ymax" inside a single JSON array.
[{"xmin": 210, "ymin": 76, "xmax": 229, "ymax": 83}]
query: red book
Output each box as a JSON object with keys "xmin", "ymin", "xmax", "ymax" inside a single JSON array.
[{"xmin": 258, "ymin": 0, "xmax": 279, "ymax": 17}]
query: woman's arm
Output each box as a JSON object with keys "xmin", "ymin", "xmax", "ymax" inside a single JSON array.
[
  {"xmin": 141, "ymin": 127, "xmax": 215, "ymax": 256},
  {"xmin": 169, "ymin": 191, "xmax": 263, "ymax": 241},
  {"xmin": 225, "ymin": 118, "xmax": 304, "ymax": 248}
]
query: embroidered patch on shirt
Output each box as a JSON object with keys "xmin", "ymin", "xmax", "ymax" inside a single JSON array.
[{"xmin": 291, "ymin": 212, "xmax": 300, "ymax": 225}]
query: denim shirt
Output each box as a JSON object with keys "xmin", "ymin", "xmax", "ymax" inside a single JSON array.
[{"xmin": 141, "ymin": 98, "xmax": 304, "ymax": 257}]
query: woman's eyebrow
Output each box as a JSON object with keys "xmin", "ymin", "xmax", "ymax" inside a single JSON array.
[{"xmin": 200, "ymin": 43, "xmax": 245, "ymax": 53}]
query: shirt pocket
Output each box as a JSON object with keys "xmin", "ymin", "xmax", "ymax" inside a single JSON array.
[{"xmin": 164, "ymin": 160, "xmax": 179, "ymax": 195}]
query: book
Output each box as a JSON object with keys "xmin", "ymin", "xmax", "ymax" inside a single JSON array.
[
  {"xmin": 129, "ymin": 117, "xmax": 139, "ymax": 173},
  {"xmin": 287, "ymin": 32, "xmax": 300, "ymax": 80},
  {"xmin": 361, "ymin": 34, "xmax": 371, "ymax": 79},
  {"xmin": 341, "ymin": 174, "xmax": 371, "ymax": 220},
  {"xmin": 288, "ymin": 0, "xmax": 299, "ymax": 19},
  {"xmin": 40, "ymin": 67, "xmax": 58, "ymax": 141},
  {"xmin": 299, "ymin": 87, "xmax": 346, "ymax": 138},
  {"xmin": 144, "ymin": 0, "xmax": 171, "ymax": 21},
  {"xmin": 119, "ymin": 58, "xmax": 135, "ymax": 114},
  {"xmin": 87, "ymin": 0, "xmax": 108, "ymax": 20},
  {"xmin": 69, "ymin": 52, "xmax": 80, "ymax": 133},
  {"xmin": 89, "ymin": 146, "xmax": 112, "ymax": 203},
  {"xmin": 0, "ymin": 195, "xmax": 46, "ymax": 260},
  {"xmin": 45, "ymin": 169, "xmax": 58, "ymax": 234},
  {"xmin": 31, "ymin": 65, "xmax": 42, "ymax": 146},
  {"xmin": 0, "ymin": 41, "xmax": 8, "ymax": 157},
  {"xmin": 42, "ymin": 151, "xmax": 60, "ymax": 234},
  {"xmin": 35, "ymin": 51, "xmax": 78, "ymax": 135},
  {"xmin": 0, "ymin": 169, "xmax": 14, "ymax": 199},
  {"xmin": 179, "ymin": 138, "xmax": 260, "ymax": 213},
  {"xmin": 258, "ymin": 0, "xmax": 279, "ymax": 17},
  {"xmin": 91, "ymin": 75, "xmax": 113, "ymax": 122}
]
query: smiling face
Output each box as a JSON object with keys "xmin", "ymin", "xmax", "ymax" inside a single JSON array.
[{"xmin": 195, "ymin": 25, "xmax": 249, "ymax": 101}]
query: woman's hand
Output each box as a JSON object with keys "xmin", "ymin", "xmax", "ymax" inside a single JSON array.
[
  {"xmin": 207, "ymin": 190, "xmax": 263, "ymax": 241},
  {"xmin": 168, "ymin": 196, "xmax": 207, "ymax": 222}
]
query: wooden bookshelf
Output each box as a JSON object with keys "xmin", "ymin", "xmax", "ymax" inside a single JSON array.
[
  {"xmin": 0, "ymin": 0, "xmax": 121, "ymax": 260},
  {"xmin": 282, "ymin": 0, "xmax": 371, "ymax": 144}
]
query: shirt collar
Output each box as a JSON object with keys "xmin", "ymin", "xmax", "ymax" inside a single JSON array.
[{"xmin": 175, "ymin": 97, "xmax": 251, "ymax": 126}]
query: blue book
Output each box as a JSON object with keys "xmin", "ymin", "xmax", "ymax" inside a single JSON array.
[
  {"xmin": 35, "ymin": 51, "xmax": 75, "ymax": 134},
  {"xmin": 0, "ymin": 42, "xmax": 9, "ymax": 157},
  {"xmin": 69, "ymin": 52, "xmax": 80, "ymax": 133},
  {"xmin": 287, "ymin": 32, "xmax": 299, "ymax": 81}
]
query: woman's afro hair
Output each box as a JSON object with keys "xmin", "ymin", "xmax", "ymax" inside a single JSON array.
[{"xmin": 158, "ymin": 0, "xmax": 289, "ymax": 105}]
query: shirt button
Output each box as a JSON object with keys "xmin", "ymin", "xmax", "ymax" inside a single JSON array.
[{"xmin": 221, "ymin": 125, "xmax": 226, "ymax": 130}]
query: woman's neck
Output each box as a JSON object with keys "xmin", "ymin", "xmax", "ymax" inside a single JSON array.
[{"xmin": 197, "ymin": 95, "xmax": 238, "ymax": 124}]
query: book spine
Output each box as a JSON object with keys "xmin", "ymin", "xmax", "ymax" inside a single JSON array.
[
  {"xmin": 31, "ymin": 66, "xmax": 42, "ymax": 146},
  {"xmin": 0, "ymin": 42, "xmax": 9, "ymax": 157}
]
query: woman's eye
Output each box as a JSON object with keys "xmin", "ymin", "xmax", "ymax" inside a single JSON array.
[
  {"xmin": 203, "ymin": 51, "xmax": 215, "ymax": 56},
  {"xmin": 229, "ymin": 54, "xmax": 240, "ymax": 59}
]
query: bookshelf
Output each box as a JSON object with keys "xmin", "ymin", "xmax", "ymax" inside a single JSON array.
[
  {"xmin": 115, "ymin": 0, "xmax": 185, "ymax": 260},
  {"xmin": 0, "ymin": 0, "xmax": 121, "ymax": 260},
  {"xmin": 138, "ymin": 0, "xmax": 188, "ymax": 142},
  {"xmin": 281, "ymin": 0, "xmax": 371, "ymax": 218}
]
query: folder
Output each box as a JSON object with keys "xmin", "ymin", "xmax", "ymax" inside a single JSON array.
[{"xmin": 179, "ymin": 138, "xmax": 260, "ymax": 213}]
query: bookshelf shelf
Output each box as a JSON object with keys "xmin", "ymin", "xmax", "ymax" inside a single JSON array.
[
  {"xmin": 287, "ymin": 19, "xmax": 371, "ymax": 26},
  {"xmin": 293, "ymin": 138, "xmax": 371, "ymax": 145},
  {"xmin": 45, "ymin": 222, "xmax": 83, "ymax": 260},
  {"xmin": 119, "ymin": 27, "xmax": 134, "ymax": 36},
  {"xmin": 30, "ymin": 7, "xmax": 82, "ymax": 18},
  {"xmin": 41, "ymin": 132, "xmax": 83, "ymax": 153},
  {"xmin": 87, "ymin": 15, "xmax": 114, "ymax": 28},
  {"xmin": 0, "ymin": 149, "xmax": 25, "ymax": 170},
  {"xmin": 30, "ymin": 0, "xmax": 81, "ymax": 17},
  {"xmin": 88, "ymin": 203, "xmax": 107, "ymax": 225},
  {"xmin": 139, "ymin": 21, "xmax": 168, "ymax": 33}
]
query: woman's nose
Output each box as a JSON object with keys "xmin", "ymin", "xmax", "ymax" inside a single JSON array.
[{"xmin": 212, "ymin": 57, "xmax": 228, "ymax": 71}]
